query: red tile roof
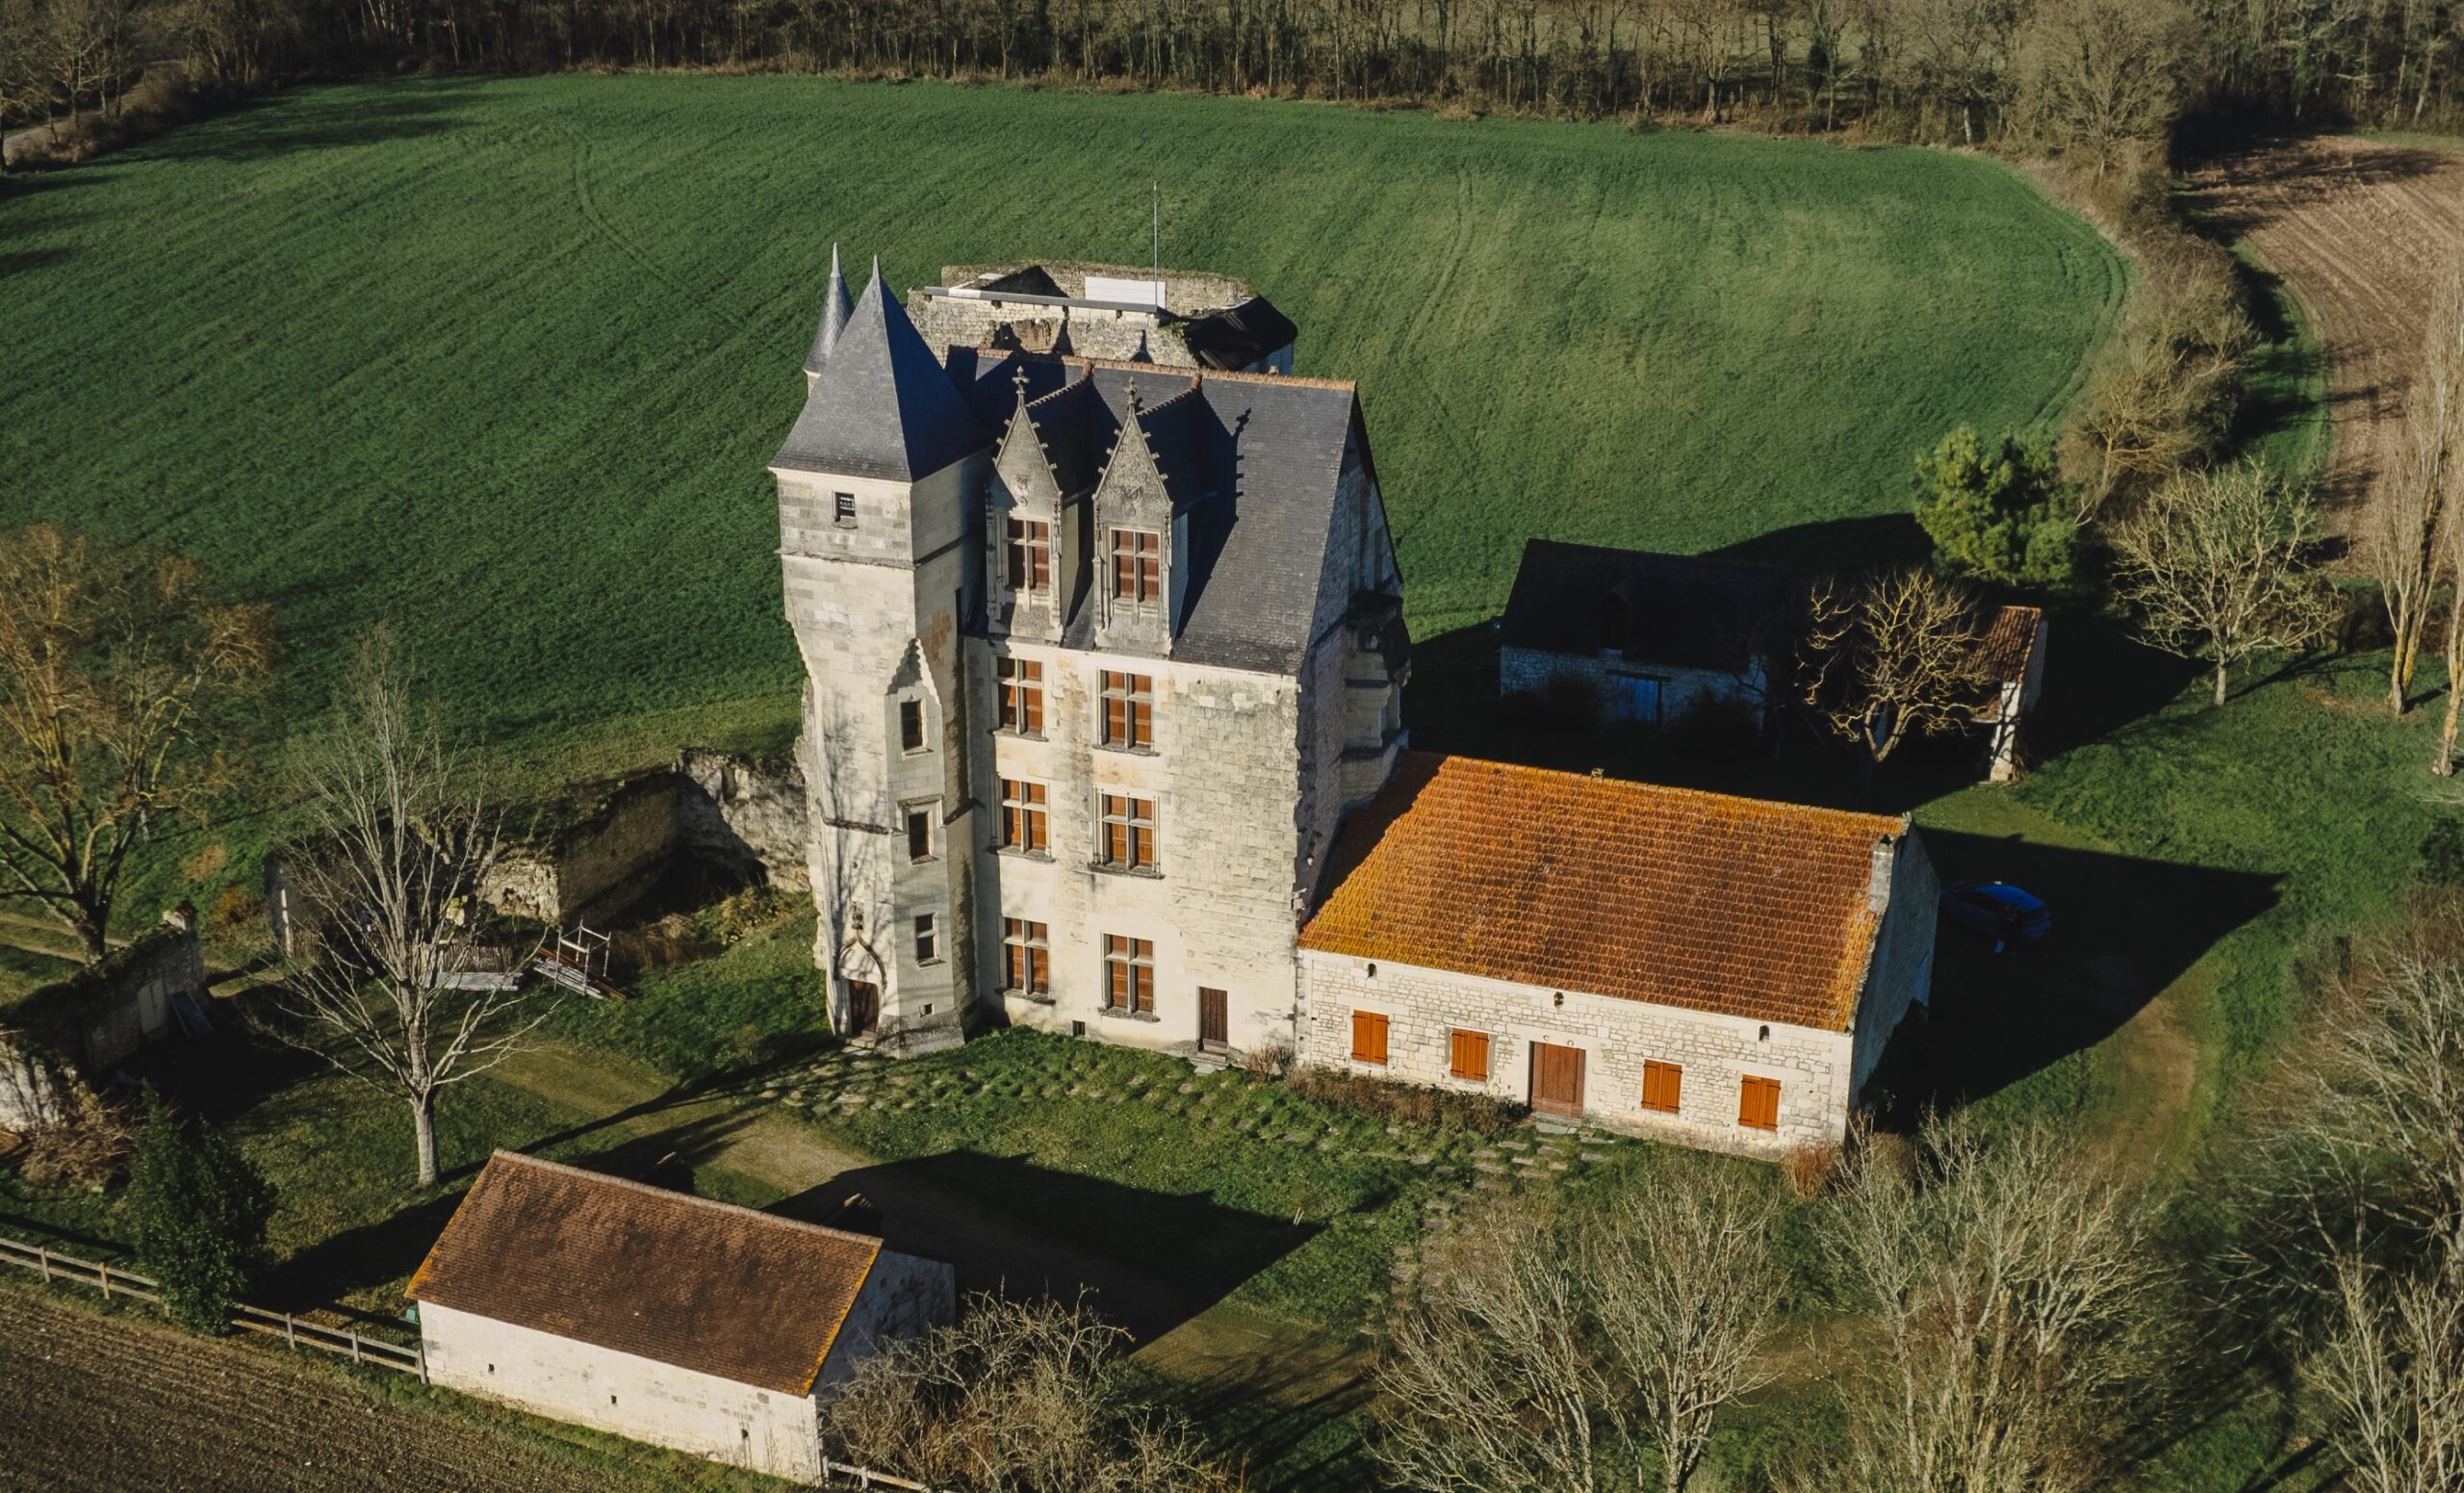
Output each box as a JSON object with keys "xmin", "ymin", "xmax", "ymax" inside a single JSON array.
[
  {"xmin": 407, "ymin": 1152, "xmax": 881, "ymax": 1396},
  {"xmin": 1299, "ymin": 754, "xmax": 1911, "ymax": 1031}
]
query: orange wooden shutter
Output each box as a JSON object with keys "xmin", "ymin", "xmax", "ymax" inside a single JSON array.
[
  {"xmin": 1352, "ymin": 1011, "xmax": 1389, "ymax": 1065},
  {"xmin": 1450, "ymin": 1029, "xmax": 1489, "ymax": 1081},
  {"xmin": 1738, "ymin": 1076, "xmax": 1780, "ymax": 1130},
  {"xmin": 1642, "ymin": 1060, "xmax": 1681, "ymax": 1115}
]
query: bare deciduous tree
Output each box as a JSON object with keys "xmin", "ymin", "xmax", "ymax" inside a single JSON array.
[
  {"xmin": 2108, "ymin": 457, "xmax": 2334, "ymax": 707},
  {"xmin": 1794, "ymin": 1120, "xmax": 2165, "ymax": 1493},
  {"xmin": 1375, "ymin": 1198, "xmax": 1605, "ymax": 1493},
  {"xmin": 0, "ymin": 524, "xmax": 274, "ymax": 962},
  {"xmin": 254, "ymin": 633, "xmax": 549, "ymax": 1187},
  {"xmin": 1376, "ymin": 1170, "xmax": 1782, "ymax": 1493},
  {"xmin": 2011, "ymin": 0, "xmax": 2188, "ymax": 174},
  {"xmin": 1800, "ymin": 567, "xmax": 1990, "ymax": 764},
  {"xmin": 1585, "ymin": 1164, "xmax": 1782, "ymax": 1493},
  {"xmin": 823, "ymin": 1293, "xmax": 1240, "ymax": 1493},
  {"xmin": 2374, "ymin": 253, "xmax": 2464, "ymax": 717},
  {"xmin": 2312, "ymin": 1251, "xmax": 2464, "ymax": 1493}
]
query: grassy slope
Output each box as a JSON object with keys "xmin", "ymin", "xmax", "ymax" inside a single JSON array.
[{"xmin": 0, "ymin": 74, "xmax": 2123, "ymax": 773}]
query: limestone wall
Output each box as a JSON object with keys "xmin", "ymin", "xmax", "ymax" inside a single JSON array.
[
  {"xmin": 419, "ymin": 1302, "xmax": 825, "ymax": 1483},
  {"xmin": 814, "ymin": 1250, "xmax": 957, "ymax": 1391},
  {"xmin": 1298, "ymin": 955, "xmax": 1865, "ymax": 1154},
  {"xmin": 676, "ymin": 749, "xmax": 807, "ymax": 885},
  {"xmin": 970, "ymin": 639, "xmax": 1308, "ymax": 1058},
  {"xmin": 0, "ymin": 922, "xmax": 204, "ymax": 1129}
]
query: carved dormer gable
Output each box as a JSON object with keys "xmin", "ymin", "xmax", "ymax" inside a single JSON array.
[
  {"xmin": 1091, "ymin": 380, "xmax": 1200, "ymax": 657},
  {"xmin": 988, "ymin": 388, "xmax": 1067, "ymax": 642}
]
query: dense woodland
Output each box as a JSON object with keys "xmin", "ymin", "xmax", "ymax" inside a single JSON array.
[{"xmin": 0, "ymin": 0, "xmax": 2460, "ymax": 155}]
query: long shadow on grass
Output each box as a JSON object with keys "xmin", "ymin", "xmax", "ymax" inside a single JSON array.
[
  {"xmin": 766, "ymin": 1150, "xmax": 1317, "ymax": 1347},
  {"xmin": 137, "ymin": 80, "xmax": 487, "ymax": 165},
  {"xmin": 1869, "ymin": 831, "xmax": 2280, "ymax": 1126}
]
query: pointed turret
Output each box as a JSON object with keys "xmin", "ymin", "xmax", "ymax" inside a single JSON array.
[
  {"xmin": 803, "ymin": 245, "xmax": 855, "ymax": 380},
  {"xmin": 775, "ymin": 261, "xmax": 990, "ymax": 482}
]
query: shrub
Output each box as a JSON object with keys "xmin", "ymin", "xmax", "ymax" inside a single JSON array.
[
  {"xmin": 122, "ymin": 1094, "xmax": 276, "ymax": 1335},
  {"xmin": 1781, "ymin": 1141, "xmax": 1841, "ymax": 1197},
  {"xmin": 2421, "ymin": 819, "xmax": 2464, "ymax": 888},
  {"xmin": 13, "ymin": 1085, "xmax": 133, "ymax": 1190},
  {"xmin": 1281, "ymin": 1066, "xmax": 1525, "ymax": 1134}
]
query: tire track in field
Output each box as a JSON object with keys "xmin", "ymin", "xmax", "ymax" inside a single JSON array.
[
  {"xmin": 1381, "ymin": 167, "xmax": 1482, "ymax": 558},
  {"xmin": 558, "ymin": 125, "xmax": 756, "ymax": 340}
]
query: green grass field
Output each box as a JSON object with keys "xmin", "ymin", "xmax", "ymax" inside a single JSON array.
[{"xmin": 0, "ymin": 74, "xmax": 2123, "ymax": 770}]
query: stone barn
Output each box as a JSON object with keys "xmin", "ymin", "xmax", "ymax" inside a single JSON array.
[
  {"xmin": 1498, "ymin": 539, "xmax": 1793, "ymax": 732},
  {"xmin": 407, "ymin": 1151, "xmax": 954, "ymax": 1482},
  {"xmin": 1296, "ymin": 754, "xmax": 1937, "ymax": 1154}
]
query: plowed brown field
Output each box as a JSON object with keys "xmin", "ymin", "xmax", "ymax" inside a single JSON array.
[
  {"xmin": 0, "ymin": 1286, "xmax": 735, "ymax": 1492},
  {"xmin": 2185, "ymin": 136, "xmax": 2464, "ymax": 524}
]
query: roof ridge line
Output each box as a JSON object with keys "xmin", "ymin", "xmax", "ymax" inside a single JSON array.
[
  {"xmin": 1412, "ymin": 752, "xmax": 1911, "ymax": 835},
  {"xmin": 477, "ymin": 1149, "xmax": 887, "ymax": 1252}
]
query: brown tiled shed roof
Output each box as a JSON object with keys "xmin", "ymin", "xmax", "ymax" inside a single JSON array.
[
  {"xmin": 1978, "ymin": 605, "xmax": 2044, "ymax": 689},
  {"xmin": 1300, "ymin": 754, "xmax": 1912, "ymax": 1031},
  {"xmin": 407, "ymin": 1152, "xmax": 880, "ymax": 1396}
]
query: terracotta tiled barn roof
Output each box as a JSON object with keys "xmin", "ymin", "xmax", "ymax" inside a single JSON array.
[
  {"xmin": 407, "ymin": 1152, "xmax": 880, "ymax": 1396},
  {"xmin": 1299, "ymin": 754, "xmax": 1912, "ymax": 1031}
]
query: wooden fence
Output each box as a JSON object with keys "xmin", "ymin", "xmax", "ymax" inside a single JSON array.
[
  {"xmin": 4, "ymin": 1232, "xmax": 939, "ymax": 1489},
  {"xmin": 0, "ymin": 1234, "xmax": 425, "ymax": 1379}
]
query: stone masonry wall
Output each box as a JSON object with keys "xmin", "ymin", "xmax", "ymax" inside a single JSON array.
[
  {"xmin": 419, "ymin": 1302, "xmax": 824, "ymax": 1483},
  {"xmin": 1297, "ymin": 955, "xmax": 1864, "ymax": 1155},
  {"xmin": 971, "ymin": 638, "xmax": 1307, "ymax": 1058},
  {"xmin": 813, "ymin": 1250, "xmax": 957, "ymax": 1391}
]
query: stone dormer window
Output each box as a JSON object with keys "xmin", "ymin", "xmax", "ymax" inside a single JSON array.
[
  {"xmin": 1007, "ymin": 518, "xmax": 1052, "ymax": 593},
  {"xmin": 833, "ymin": 492, "xmax": 857, "ymax": 527},
  {"xmin": 1110, "ymin": 528, "xmax": 1161, "ymax": 605},
  {"xmin": 899, "ymin": 698, "xmax": 926, "ymax": 753}
]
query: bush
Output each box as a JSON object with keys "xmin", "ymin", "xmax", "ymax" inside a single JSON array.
[
  {"xmin": 122, "ymin": 1093, "xmax": 275, "ymax": 1335},
  {"xmin": 2420, "ymin": 819, "xmax": 2464, "ymax": 888},
  {"xmin": 1281, "ymin": 1066, "xmax": 1525, "ymax": 1134},
  {"xmin": 13, "ymin": 1085, "xmax": 133, "ymax": 1190}
]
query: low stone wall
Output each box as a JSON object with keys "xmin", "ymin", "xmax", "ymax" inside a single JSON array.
[{"xmin": 0, "ymin": 922, "xmax": 205, "ymax": 1130}]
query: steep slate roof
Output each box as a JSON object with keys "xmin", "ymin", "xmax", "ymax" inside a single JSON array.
[
  {"xmin": 406, "ymin": 1151, "xmax": 882, "ymax": 1396},
  {"xmin": 802, "ymin": 245, "xmax": 855, "ymax": 376},
  {"xmin": 1500, "ymin": 540, "xmax": 1793, "ymax": 674},
  {"xmin": 945, "ymin": 351, "xmax": 1363, "ymax": 676},
  {"xmin": 1181, "ymin": 296, "xmax": 1299, "ymax": 370},
  {"xmin": 775, "ymin": 268, "xmax": 990, "ymax": 481},
  {"xmin": 1300, "ymin": 754, "xmax": 1909, "ymax": 1031}
]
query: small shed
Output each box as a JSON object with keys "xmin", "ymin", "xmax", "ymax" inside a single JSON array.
[
  {"xmin": 1976, "ymin": 605, "xmax": 2050, "ymax": 782},
  {"xmin": 407, "ymin": 1151, "xmax": 954, "ymax": 1482}
]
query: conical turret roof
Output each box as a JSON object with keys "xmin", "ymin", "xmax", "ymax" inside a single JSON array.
[
  {"xmin": 803, "ymin": 245, "xmax": 855, "ymax": 375},
  {"xmin": 775, "ymin": 264, "xmax": 989, "ymax": 481}
]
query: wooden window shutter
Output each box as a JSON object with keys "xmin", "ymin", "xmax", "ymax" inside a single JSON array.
[
  {"xmin": 1351, "ymin": 1011, "xmax": 1389, "ymax": 1065},
  {"xmin": 1738, "ymin": 1076, "xmax": 1780, "ymax": 1131},
  {"xmin": 1642, "ymin": 1060, "xmax": 1682, "ymax": 1116},
  {"xmin": 1449, "ymin": 1029, "xmax": 1489, "ymax": 1082}
]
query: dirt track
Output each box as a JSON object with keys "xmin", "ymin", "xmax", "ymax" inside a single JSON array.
[
  {"xmin": 0, "ymin": 1287, "xmax": 680, "ymax": 1493},
  {"xmin": 2183, "ymin": 137, "xmax": 2464, "ymax": 524}
]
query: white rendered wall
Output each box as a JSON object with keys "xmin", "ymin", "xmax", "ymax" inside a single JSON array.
[{"xmin": 418, "ymin": 1302, "xmax": 825, "ymax": 1482}]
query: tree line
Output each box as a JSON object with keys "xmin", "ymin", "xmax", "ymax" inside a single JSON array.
[{"xmin": 1, "ymin": 0, "xmax": 2458, "ymax": 160}]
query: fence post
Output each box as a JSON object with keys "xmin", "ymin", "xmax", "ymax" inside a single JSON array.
[
  {"xmin": 36, "ymin": 1247, "xmax": 48, "ymax": 1284},
  {"xmin": 285, "ymin": 1313, "xmax": 297, "ymax": 1351},
  {"xmin": 99, "ymin": 1263, "xmax": 109, "ymax": 1300}
]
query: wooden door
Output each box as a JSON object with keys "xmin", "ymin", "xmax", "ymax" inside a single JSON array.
[
  {"xmin": 845, "ymin": 980, "xmax": 880, "ymax": 1038},
  {"xmin": 1197, "ymin": 988, "xmax": 1228, "ymax": 1050},
  {"xmin": 1530, "ymin": 1043, "xmax": 1586, "ymax": 1118}
]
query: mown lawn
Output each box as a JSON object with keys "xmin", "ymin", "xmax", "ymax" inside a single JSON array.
[{"xmin": 0, "ymin": 73, "xmax": 2123, "ymax": 784}]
